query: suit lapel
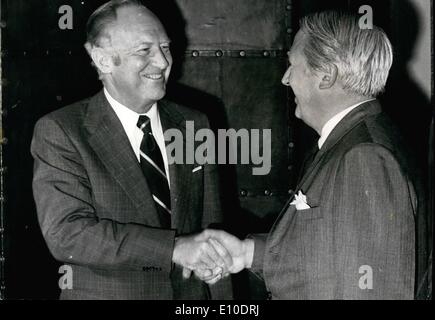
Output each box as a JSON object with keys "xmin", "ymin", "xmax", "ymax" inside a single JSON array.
[
  {"xmin": 84, "ymin": 91, "xmax": 161, "ymax": 226},
  {"xmin": 158, "ymin": 100, "xmax": 192, "ymax": 231},
  {"xmin": 296, "ymin": 100, "xmax": 382, "ymax": 191},
  {"xmin": 268, "ymin": 100, "xmax": 382, "ymax": 250}
]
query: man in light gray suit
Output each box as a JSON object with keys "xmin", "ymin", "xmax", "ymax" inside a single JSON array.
[
  {"xmin": 195, "ymin": 11, "xmax": 417, "ymax": 299},
  {"xmin": 31, "ymin": 0, "xmax": 232, "ymax": 300}
]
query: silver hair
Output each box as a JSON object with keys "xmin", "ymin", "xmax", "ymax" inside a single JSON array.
[
  {"xmin": 300, "ymin": 11, "xmax": 393, "ymax": 97},
  {"xmin": 85, "ymin": 0, "xmax": 143, "ymax": 49},
  {"xmin": 84, "ymin": 0, "xmax": 144, "ymax": 75}
]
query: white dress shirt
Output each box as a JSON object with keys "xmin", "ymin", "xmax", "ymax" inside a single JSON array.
[
  {"xmin": 104, "ymin": 88, "xmax": 170, "ymax": 185},
  {"xmin": 318, "ymin": 99, "xmax": 375, "ymax": 149}
]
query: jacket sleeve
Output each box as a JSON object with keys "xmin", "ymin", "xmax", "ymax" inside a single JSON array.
[
  {"xmin": 31, "ymin": 116, "xmax": 176, "ymax": 273},
  {"xmin": 332, "ymin": 144, "xmax": 416, "ymax": 299},
  {"xmin": 248, "ymin": 233, "xmax": 268, "ymax": 281}
]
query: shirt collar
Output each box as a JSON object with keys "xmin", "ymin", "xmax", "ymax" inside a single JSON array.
[
  {"xmin": 103, "ymin": 87, "xmax": 158, "ymax": 127},
  {"xmin": 318, "ymin": 99, "xmax": 375, "ymax": 149}
]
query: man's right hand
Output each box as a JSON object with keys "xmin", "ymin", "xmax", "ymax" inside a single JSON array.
[
  {"xmin": 172, "ymin": 232, "xmax": 234, "ymax": 276},
  {"xmin": 192, "ymin": 229, "xmax": 255, "ymax": 284}
]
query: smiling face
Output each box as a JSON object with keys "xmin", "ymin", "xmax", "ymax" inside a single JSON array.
[
  {"xmin": 281, "ymin": 31, "xmax": 324, "ymax": 132},
  {"xmin": 104, "ymin": 6, "xmax": 172, "ymax": 112}
]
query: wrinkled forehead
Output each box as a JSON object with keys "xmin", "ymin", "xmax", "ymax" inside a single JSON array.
[{"xmin": 107, "ymin": 6, "xmax": 170, "ymax": 48}]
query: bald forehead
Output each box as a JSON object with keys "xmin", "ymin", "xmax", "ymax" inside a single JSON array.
[
  {"xmin": 105, "ymin": 5, "xmax": 169, "ymax": 48},
  {"xmin": 116, "ymin": 5, "xmax": 159, "ymax": 25}
]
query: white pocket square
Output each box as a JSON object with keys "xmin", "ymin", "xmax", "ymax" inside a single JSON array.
[
  {"xmin": 290, "ymin": 191, "xmax": 311, "ymax": 210},
  {"xmin": 192, "ymin": 166, "xmax": 203, "ymax": 173}
]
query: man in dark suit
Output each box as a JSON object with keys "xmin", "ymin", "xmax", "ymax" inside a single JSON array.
[
  {"xmin": 196, "ymin": 11, "xmax": 417, "ymax": 299},
  {"xmin": 31, "ymin": 0, "xmax": 232, "ymax": 300}
]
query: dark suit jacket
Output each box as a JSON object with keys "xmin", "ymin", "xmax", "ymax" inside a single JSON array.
[
  {"xmin": 31, "ymin": 91, "xmax": 231, "ymax": 300},
  {"xmin": 251, "ymin": 101, "xmax": 416, "ymax": 299}
]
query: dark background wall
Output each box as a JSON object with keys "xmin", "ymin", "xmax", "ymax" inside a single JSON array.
[{"xmin": 0, "ymin": 0, "xmax": 432, "ymax": 299}]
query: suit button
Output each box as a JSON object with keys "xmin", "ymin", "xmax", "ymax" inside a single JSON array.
[{"xmin": 266, "ymin": 291, "xmax": 272, "ymax": 300}]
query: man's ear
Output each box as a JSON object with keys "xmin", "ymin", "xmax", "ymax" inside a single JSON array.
[
  {"xmin": 88, "ymin": 46, "xmax": 115, "ymax": 74},
  {"xmin": 319, "ymin": 64, "xmax": 338, "ymax": 90}
]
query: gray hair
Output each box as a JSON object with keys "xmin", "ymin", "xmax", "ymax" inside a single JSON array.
[
  {"xmin": 300, "ymin": 11, "xmax": 393, "ymax": 97},
  {"xmin": 85, "ymin": 0, "xmax": 143, "ymax": 49},
  {"xmin": 84, "ymin": 0, "xmax": 145, "ymax": 74}
]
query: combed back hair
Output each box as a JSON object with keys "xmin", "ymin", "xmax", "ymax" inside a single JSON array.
[
  {"xmin": 299, "ymin": 11, "xmax": 393, "ymax": 97},
  {"xmin": 86, "ymin": 0, "xmax": 143, "ymax": 48}
]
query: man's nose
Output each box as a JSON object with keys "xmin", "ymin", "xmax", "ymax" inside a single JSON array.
[
  {"xmin": 152, "ymin": 48, "xmax": 170, "ymax": 69},
  {"xmin": 281, "ymin": 68, "xmax": 291, "ymax": 86}
]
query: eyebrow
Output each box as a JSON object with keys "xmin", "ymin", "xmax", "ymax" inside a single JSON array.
[{"xmin": 132, "ymin": 40, "xmax": 171, "ymax": 47}]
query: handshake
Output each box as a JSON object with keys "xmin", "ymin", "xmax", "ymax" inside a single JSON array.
[{"xmin": 172, "ymin": 229, "xmax": 255, "ymax": 284}]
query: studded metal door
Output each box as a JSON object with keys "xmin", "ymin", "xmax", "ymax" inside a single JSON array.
[
  {"xmin": 166, "ymin": 0, "xmax": 295, "ymax": 231},
  {"xmin": 166, "ymin": 0, "xmax": 296, "ymax": 299}
]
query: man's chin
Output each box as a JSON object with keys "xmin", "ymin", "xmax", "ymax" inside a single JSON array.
[
  {"xmin": 140, "ymin": 82, "xmax": 167, "ymax": 97},
  {"xmin": 295, "ymin": 107, "xmax": 301, "ymax": 119},
  {"xmin": 145, "ymin": 90, "xmax": 166, "ymax": 102}
]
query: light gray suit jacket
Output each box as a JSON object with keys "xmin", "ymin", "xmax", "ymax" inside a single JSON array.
[
  {"xmin": 31, "ymin": 91, "xmax": 232, "ymax": 300},
  {"xmin": 251, "ymin": 101, "xmax": 416, "ymax": 299}
]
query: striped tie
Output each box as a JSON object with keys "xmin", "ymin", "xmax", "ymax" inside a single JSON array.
[{"xmin": 137, "ymin": 115, "xmax": 171, "ymax": 227}]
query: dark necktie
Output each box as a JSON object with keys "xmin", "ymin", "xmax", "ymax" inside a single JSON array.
[{"xmin": 137, "ymin": 115, "xmax": 171, "ymax": 227}]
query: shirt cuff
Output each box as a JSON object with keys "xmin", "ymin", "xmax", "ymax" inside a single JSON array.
[{"xmin": 247, "ymin": 233, "xmax": 268, "ymax": 272}]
